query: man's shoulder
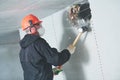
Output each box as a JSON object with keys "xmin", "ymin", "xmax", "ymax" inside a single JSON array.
[{"xmin": 34, "ymin": 37, "xmax": 47, "ymax": 45}]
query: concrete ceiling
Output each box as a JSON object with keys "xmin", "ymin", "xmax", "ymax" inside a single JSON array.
[{"xmin": 0, "ymin": 0, "xmax": 85, "ymax": 44}]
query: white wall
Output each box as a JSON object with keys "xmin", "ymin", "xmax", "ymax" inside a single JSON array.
[
  {"xmin": 19, "ymin": 0, "xmax": 120, "ymax": 80},
  {"xmin": 0, "ymin": 30, "xmax": 23, "ymax": 80},
  {"xmin": 0, "ymin": 44, "xmax": 23, "ymax": 80},
  {"xmin": 89, "ymin": 0, "xmax": 120, "ymax": 80}
]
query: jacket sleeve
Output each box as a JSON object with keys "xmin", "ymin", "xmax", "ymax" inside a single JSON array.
[{"xmin": 34, "ymin": 38, "xmax": 71, "ymax": 66}]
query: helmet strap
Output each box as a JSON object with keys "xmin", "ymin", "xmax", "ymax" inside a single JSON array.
[
  {"xmin": 28, "ymin": 20, "xmax": 33, "ymax": 32},
  {"xmin": 28, "ymin": 20, "xmax": 37, "ymax": 32}
]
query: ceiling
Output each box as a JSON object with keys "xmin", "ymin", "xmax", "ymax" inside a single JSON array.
[{"xmin": 0, "ymin": 0, "xmax": 85, "ymax": 44}]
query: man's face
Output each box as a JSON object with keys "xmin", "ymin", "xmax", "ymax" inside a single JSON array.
[
  {"xmin": 33, "ymin": 23, "xmax": 45, "ymax": 36},
  {"xmin": 34, "ymin": 23, "xmax": 42, "ymax": 29}
]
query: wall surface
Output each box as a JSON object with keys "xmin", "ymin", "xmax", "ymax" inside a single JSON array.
[
  {"xmin": 0, "ymin": 44, "xmax": 23, "ymax": 80},
  {"xmin": 0, "ymin": 30, "xmax": 23, "ymax": 80},
  {"xmin": 89, "ymin": 0, "xmax": 120, "ymax": 80},
  {"xmin": 19, "ymin": 0, "xmax": 120, "ymax": 80}
]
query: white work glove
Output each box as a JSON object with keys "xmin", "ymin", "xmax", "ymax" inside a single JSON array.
[{"xmin": 67, "ymin": 44, "xmax": 76, "ymax": 54}]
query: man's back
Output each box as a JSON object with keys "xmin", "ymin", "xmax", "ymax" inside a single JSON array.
[{"xmin": 19, "ymin": 34, "xmax": 70, "ymax": 80}]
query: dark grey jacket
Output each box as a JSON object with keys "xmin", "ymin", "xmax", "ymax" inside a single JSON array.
[{"xmin": 19, "ymin": 34, "xmax": 71, "ymax": 80}]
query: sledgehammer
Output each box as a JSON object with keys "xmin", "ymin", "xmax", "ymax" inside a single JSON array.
[{"xmin": 67, "ymin": 25, "xmax": 91, "ymax": 54}]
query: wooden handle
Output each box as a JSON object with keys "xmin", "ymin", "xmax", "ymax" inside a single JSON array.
[{"xmin": 72, "ymin": 32, "xmax": 83, "ymax": 47}]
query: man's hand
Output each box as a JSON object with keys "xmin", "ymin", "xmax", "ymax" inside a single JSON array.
[{"xmin": 67, "ymin": 44, "xmax": 76, "ymax": 54}]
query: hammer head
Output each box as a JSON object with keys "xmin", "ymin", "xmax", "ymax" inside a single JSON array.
[
  {"xmin": 81, "ymin": 26, "xmax": 91, "ymax": 32},
  {"xmin": 78, "ymin": 19, "xmax": 92, "ymax": 33}
]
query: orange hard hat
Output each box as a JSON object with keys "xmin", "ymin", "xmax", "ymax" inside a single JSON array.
[{"xmin": 21, "ymin": 14, "xmax": 42, "ymax": 30}]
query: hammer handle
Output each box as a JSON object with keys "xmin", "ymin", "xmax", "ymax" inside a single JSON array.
[{"xmin": 72, "ymin": 32, "xmax": 83, "ymax": 47}]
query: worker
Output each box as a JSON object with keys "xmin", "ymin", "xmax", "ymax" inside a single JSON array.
[{"xmin": 19, "ymin": 14, "xmax": 76, "ymax": 80}]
